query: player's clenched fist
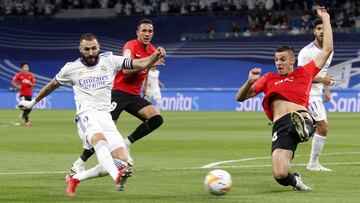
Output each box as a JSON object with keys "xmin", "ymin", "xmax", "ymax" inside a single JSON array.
[
  {"xmin": 155, "ymin": 47, "xmax": 166, "ymax": 58},
  {"xmin": 248, "ymin": 68, "xmax": 262, "ymax": 83}
]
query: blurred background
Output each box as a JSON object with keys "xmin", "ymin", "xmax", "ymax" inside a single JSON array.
[{"xmin": 0, "ymin": 0, "xmax": 359, "ymax": 111}]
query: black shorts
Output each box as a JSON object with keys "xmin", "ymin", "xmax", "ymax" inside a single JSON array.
[
  {"xmin": 111, "ymin": 90, "xmax": 151, "ymax": 121},
  {"xmin": 20, "ymin": 95, "xmax": 32, "ymax": 101},
  {"xmin": 271, "ymin": 113, "xmax": 302, "ymax": 154}
]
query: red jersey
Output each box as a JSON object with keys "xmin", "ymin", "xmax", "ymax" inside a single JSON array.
[
  {"xmin": 252, "ymin": 60, "xmax": 320, "ymax": 121},
  {"xmin": 112, "ymin": 39, "xmax": 156, "ymax": 95},
  {"xmin": 12, "ymin": 72, "xmax": 35, "ymax": 96}
]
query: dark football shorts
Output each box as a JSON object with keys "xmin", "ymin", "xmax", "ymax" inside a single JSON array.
[
  {"xmin": 111, "ymin": 90, "xmax": 151, "ymax": 120},
  {"xmin": 271, "ymin": 113, "xmax": 301, "ymax": 154}
]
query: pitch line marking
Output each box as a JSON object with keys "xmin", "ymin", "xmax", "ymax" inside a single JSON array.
[
  {"xmin": 200, "ymin": 151, "xmax": 360, "ymax": 168},
  {"xmin": 0, "ymin": 162, "xmax": 360, "ymax": 176}
]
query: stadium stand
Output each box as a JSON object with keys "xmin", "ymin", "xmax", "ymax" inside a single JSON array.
[{"xmin": 0, "ymin": 0, "xmax": 360, "ymax": 90}]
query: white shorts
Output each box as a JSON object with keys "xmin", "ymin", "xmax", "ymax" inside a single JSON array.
[
  {"xmin": 308, "ymin": 95, "xmax": 327, "ymax": 122},
  {"xmin": 76, "ymin": 110, "xmax": 125, "ymax": 151}
]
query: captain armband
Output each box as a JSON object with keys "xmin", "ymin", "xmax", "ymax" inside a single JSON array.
[{"xmin": 122, "ymin": 58, "xmax": 133, "ymax": 69}]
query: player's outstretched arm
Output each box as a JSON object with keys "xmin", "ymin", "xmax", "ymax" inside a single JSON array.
[
  {"xmin": 313, "ymin": 7, "xmax": 333, "ymax": 69},
  {"xmin": 126, "ymin": 47, "xmax": 166, "ymax": 74},
  {"xmin": 236, "ymin": 68, "xmax": 261, "ymax": 101},
  {"xmin": 18, "ymin": 78, "xmax": 61, "ymax": 109}
]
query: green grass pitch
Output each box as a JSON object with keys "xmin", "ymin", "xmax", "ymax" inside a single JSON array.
[{"xmin": 0, "ymin": 110, "xmax": 359, "ymax": 202}]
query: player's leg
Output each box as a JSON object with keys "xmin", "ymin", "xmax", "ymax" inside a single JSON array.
[
  {"xmin": 69, "ymin": 115, "xmax": 97, "ymax": 174},
  {"xmin": 125, "ymin": 98, "xmax": 163, "ymax": 145},
  {"xmin": 70, "ymin": 148, "xmax": 95, "ymax": 174},
  {"xmin": 101, "ymin": 114, "xmax": 132, "ymax": 191},
  {"xmin": 66, "ymin": 111, "xmax": 126, "ymax": 196},
  {"xmin": 307, "ymin": 98, "xmax": 331, "ymax": 171},
  {"xmin": 69, "ymin": 90, "xmax": 127, "ymax": 174},
  {"xmin": 68, "ymin": 135, "xmax": 131, "ymax": 194},
  {"xmin": 271, "ymin": 113, "xmax": 310, "ymax": 191},
  {"xmin": 22, "ymin": 96, "xmax": 32, "ymax": 127},
  {"xmin": 272, "ymin": 149, "xmax": 296, "ymax": 185}
]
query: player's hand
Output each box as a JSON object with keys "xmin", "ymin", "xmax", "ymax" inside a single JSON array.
[
  {"xmin": 317, "ymin": 6, "xmax": 330, "ymax": 19},
  {"xmin": 153, "ymin": 58, "xmax": 165, "ymax": 66},
  {"xmin": 155, "ymin": 47, "xmax": 166, "ymax": 58},
  {"xmin": 18, "ymin": 99, "xmax": 36, "ymax": 110},
  {"xmin": 248, "ymin": 68, "xmax": 261, "ymax": 83},
  {"xmin": 322, "ymin": 75, "xmax": 335, "ymax": 86}
]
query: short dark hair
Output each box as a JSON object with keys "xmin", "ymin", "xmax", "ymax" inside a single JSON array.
[
  {"xmin": 79, "ymin": 33, "xmax": 98, "ymax": 43},
  {"xmin": 21, "ymin": 62, "xmax": 29, "ymax": 68},
  {"xmin": 275, "ymin": 45, "xmax": 295, "ymax": 56},
  {"xmin": 137, "ymin": 19, "xmax": 153, "ymax": 30},
  {"xmin": 313, "ymin": 18, "xmax": 323, "ymax": 28}
]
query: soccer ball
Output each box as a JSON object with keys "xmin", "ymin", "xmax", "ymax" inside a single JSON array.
[{"xmin": 204, "ymin": 169, "xmax": 232, "ymax": 196}]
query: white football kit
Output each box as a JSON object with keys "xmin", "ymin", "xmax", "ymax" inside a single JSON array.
[
  {"xmin": 297, "ymin": 42, "xmax": 333, "ymax": 121},
  {"xmin": 146, "ymin": 69, "xmax": 162, "ymax": 111},
  {"xmin": 56, "ymin": 52, "xmax": 132, "ymax": 149}
]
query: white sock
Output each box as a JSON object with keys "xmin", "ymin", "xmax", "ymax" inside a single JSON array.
[
  {"xmin": 309, "ymin": 133, "xmax": 327, "ymax": 164},
  {"xmin": 124, "ymin": 138, "xmax": 131, "ymax": 147},
  {"xmin": 74, "ymin": 157, "xmax": 85, "ymax": 165},
  {"xmin": 94, "ymin": 140, "xmax": 118, "ymax": 181},
  {"xmin": 73, "ymin": 164, "xmax": 108, "ymax": 181}
]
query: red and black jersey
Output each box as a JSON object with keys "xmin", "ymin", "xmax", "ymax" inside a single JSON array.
[
  {"xmin": 112, "ymin": 39, "xmax": 156, "ymax": 95},
  {"xmin": 12, "ymin": 72, "xmax": 35, "ymax": 96},
  {"xmin": 252, "ymin": 60, "xmax": 320, "ymax": 121}
]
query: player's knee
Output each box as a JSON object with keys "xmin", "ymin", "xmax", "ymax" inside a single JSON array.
[
  {"xmin": 111, "ymin": 147, "xmax": 127, "ymax": 162},
  {"xmin": 316, "ymin": 122, "xmax": 328, "ymax": 135},
  {"xmin": 91, "ymin": 133, "xmax": 107, "ymax": 146},
  {"xmin": 148, "ymin": 115, "xmax": 163, "ymax": 131}
]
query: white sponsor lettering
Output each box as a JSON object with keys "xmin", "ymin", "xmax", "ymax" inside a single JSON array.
[
  {"xmin": 329, "ymin": 92, "xmax": 360, "ymax": 112},
  {"xmin": 274, "ymin": 76, "xmax": 294, "ymax": 85},
  {"xmin": 236, "ymin": 95, "xmax": 264, "ymax": 111},
  {"xmin": 161, "ymin": 93, "xmax": 199, "ymax": 111}
]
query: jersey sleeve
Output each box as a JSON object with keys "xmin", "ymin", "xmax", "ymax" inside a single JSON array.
[
  {"xmin": 108, "ymin": 54, "xmax": 133, "ymax": 72},
  {"xmin": 12, "ymin": 73, "xmax": 19, "ymax": 83},
  {"xmin": 31, "ymin": 73, "xmax": 36, "ymax": 84},
  {"xmin": 122, "ymin": 42, "xmax": 135, "ymax": 59},
  {"xmin": 297, "ymin": 48, "xmax": 311, "ymax": 67},
  {"xmin": 301, "ymin": 60, "xmax": 320, "ymax": 78},
  {"xmin": 252, "ymin": 73, "xmax": 268, "ymax": 94},
  {"xmin": 55, "ymin": 64, "xmax": 72, "ymax": 86}
]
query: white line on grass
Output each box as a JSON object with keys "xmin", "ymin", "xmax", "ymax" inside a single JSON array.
[
  {"xmin": 201, "ymin": 151, "xmax": 360, "ymax": 168},
  {"xmin": 1, "ymin": 161, "xmax": 360, "ymax": 176},
  {"xmin": 0, "ymin": 152, "xmax": 359, "ymax": 175},
  {"xmin": 0, "ymin": 121, "xmax": 21, "ymax": 127}
]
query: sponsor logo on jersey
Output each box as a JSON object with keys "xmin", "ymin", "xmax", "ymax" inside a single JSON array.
[
  {"xmin": 274, "ymin": 76, "xmax": 294, "ymax": 85},
  {"xmin": 78, "ymin": 75, "xmax": 109, "ymax": 89}
]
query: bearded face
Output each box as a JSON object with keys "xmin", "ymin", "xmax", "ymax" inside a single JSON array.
[{"xmin": 79, "ymin": 39, "xmax": 100, "ymax": 66}]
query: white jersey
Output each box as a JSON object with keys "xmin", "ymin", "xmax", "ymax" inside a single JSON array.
[
  {"xmin": 56, "ymin": 52, "xmax": 132, "ymax": 114},
  {"xmin": 147, "ymin": 69, "xmax": 160, "ymax": 92},
  {"xmin": 297, "ymin": 41, "xmax": 333, "ymax": 96}
]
